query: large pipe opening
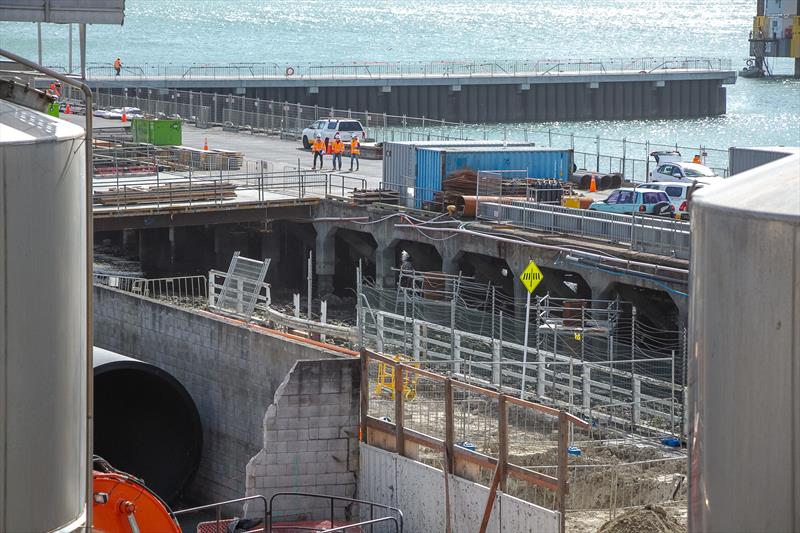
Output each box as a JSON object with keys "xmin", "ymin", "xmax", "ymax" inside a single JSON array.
[{"xmin": 93, "ymin": 347, "xmax": 202, "ymax": 505}]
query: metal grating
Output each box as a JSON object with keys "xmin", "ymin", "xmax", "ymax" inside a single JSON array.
[{"xmin": 214, "ymin": 252, "xmax": 271, "ymax": 319}]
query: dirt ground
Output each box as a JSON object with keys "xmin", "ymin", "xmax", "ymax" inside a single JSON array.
[{"xmin": 568, "ymin": 503, "xmax": 687, "ymax": 533}]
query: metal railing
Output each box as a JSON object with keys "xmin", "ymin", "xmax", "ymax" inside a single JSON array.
[
  {"xmin": 92, "ymin": 168, "xmax": 365, "ymax": 213},
  {"xmin": 172, "ymin": 495, "xmax": 267, "ymax": 533},
  {"xmin": 93, "ymin": 273, "xmax": 208, "ymax": 303},
  {"xmin": 48, "ymin": 57, "xmax": 732, "ymax": 80},
  {"xmin": 478, "ymin": 200, "xmax": 691, "ymax": 259},
  {"xmin": 208, "ymin": 268, "xmax": 271, "ymax": 316},
  {"xmin": 268, "ymin": 492, "xmax": 403, "ymax": 533},
  {"xmin": 86, "ymin": 89, "xmax": 731, "ymax": 179},
  {"xmin": 208, "ymin": 268, "xmax": 356, "ymax": 342}
]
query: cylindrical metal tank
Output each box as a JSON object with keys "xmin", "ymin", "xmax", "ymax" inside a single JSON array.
[
  {"xmin": 93, "ymin": 347, "xmax": 203, "ymax": 504},
  {"xmin": 0, "ymin": 100, "xmax": 87, "ymax": 531},
  {"xmin": 688, "ymin": 153, "xmax": 800, "ymax": 532}
]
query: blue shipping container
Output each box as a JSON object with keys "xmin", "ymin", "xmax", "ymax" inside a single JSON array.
[{"xmin": 415, "ymin": 147, "xmax": 574, "ymax": 208}]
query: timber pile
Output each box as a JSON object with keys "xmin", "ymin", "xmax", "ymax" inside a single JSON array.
[
  {"xmin": 350, "ymin": 188, "xmax": 399, "ymax": 206},
  {"xmin": 94, "ymin": 182, "xmax": 237, "ymax": 206}
]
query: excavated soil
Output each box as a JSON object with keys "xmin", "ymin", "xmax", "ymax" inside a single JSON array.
[{"xmin": 596, "ymin": 505, "xmax": 686, "ymax": 533}]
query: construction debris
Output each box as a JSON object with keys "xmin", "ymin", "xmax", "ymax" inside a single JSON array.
[
  {"xmin": 597, "ymin": 505, "xmax": 686, "ymax": 533},
  {"xmin": 350, "ymin": 188, "xmax": 400, "ymax": 206}
]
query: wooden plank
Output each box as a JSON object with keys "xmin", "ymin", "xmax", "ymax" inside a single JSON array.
[
  {"xmin": 401, "ymin": 363, "xmax": 446, "ymax": 383},
  {"xmin": 364, "ymin": 350, "xmax": 396, "ymax": 365},
  {"xmin": 442, "ymin": 448, "xmax": 453, "ymax": 533},
  {"xmin": 444, "ymin": 379, "xmax": 455, "ymax": 474},
  {"xmin": 478, "ymin": 460, "xmax": 503, "ymax": 533},
  {"xmin": 394, "ymin": 365, "xmax": 405, "ymax": 456},
  {"xmin": 507, "ymin": 463, "xmax": 559, "ymax": 492},
  {"xmin": 359, "ymin": 349, "xmax": 369, "ymax": 444},
  {"xmin": 367, "ymin": 416, "xmax": 560, "ymax": 492},
  {"xmin": 557, "ymin": 410, "xmax": 569, "ymax": 533},
  {"xmin": 452, "ymin": 379, "xmax": 500, "ymax": 399},
  {"xmin": 498, "ymin": 394, "xmax": 508, "ymax": 493},
  {"xmin": 403, "ymin": 427, "xmax": 444, "ymax": 451},
  {"xmin": 506, "ymin": 395, "xmax": 589, "ymax": 428}
]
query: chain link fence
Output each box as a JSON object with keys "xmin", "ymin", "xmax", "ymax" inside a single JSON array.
[{"xmin": 85, "ymin": 87, "xmax": 730, "ymax": 180}]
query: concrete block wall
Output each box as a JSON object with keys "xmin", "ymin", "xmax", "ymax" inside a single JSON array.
[
  {"xmin": 93, "ymin": 285, "xmax": 341, "ymax": 504},
  {"xmin": 359, "ymin": 443, "xmax": 559, "ymax": 533},
  {"xmin": 245, "ymin": 359, "xmax": 360, "ymax": 521}
]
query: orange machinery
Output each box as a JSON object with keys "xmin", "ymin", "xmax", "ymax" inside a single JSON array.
[{"xmin": 92, "ymin": 458, "xmax": 181, "ymax": 533}]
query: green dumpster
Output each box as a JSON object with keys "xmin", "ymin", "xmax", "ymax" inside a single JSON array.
[
  {"xmin": 131, "ymin": 118, "xmax": 149, "ymax": 143},
  {"xmin": 131, "ymin": 118, "xmax": 182, "ymax": 146}
]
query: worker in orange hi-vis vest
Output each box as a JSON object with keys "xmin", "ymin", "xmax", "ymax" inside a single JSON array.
[
  {"xmin": 311, "ymin": 134, "xmax": 325, "ymax": 170},
  {"xmin": 349, "ymin": 136, "xmax": 361, "ymax": 172},
  {"xmin": 113, "ymin": 57, "xmax": 122, "ymax": 76},
  {"xmin": 330, "ymin": 133, "xmax": 345, "ymax": 171}
]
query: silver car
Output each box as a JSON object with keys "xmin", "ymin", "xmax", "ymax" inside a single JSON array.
[{"xmin": 649, "ymin": 161, "xmax": 719, "ymax": 183}]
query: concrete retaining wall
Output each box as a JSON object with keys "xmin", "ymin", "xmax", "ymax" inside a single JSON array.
[
  {"xmin": 244, "ymin": 359, "xmax": 360, "ymax": 521},
  {"xmin": 93, "ymin": 285, "xmax": 341, "ymax": 503},
  {"xmin": 358, "ymin": 443, "xmax": 559, "ymax": 533}
]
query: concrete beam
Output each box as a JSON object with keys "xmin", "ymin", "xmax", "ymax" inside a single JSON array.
[
  {"xmin": 314, "ymin": 228, "xmax": 336, "ymax": 296},
  {"xmin": 375, "ymin": 243, "xmax": 396, "ymax": 289}
]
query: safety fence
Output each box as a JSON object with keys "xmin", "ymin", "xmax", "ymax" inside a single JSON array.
[
  {"xmin": 93, "ymin": 273, "xmax": 207, "ymax": 307},
  {"xmin": 361, "ymin": 348, "xmax": 589, "ymax": 533},
  {"xmin": 477, "ymin": 200, "xmax": 691, "ymax": 260},
  {"xmin": 92, "ymin": 166, "xmax": 367, "ymax": 214},
  {"xmin": 208, "ymin": 263, "xmax": 356, "ymax": 344},
  {"xmin": 54, "ymin": 57, "xmax": 732, "ymax": 81},
  {"xmin": 87, "ymin": 89, "xmax": 730, "ymax": 179},
  {"xmin": 358, "ymin": 273, "xmax": 686, "ymax": 438}
]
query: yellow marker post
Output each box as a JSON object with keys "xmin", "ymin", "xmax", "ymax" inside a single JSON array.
[{"xmin": 519, "ymin": 260, "xmax": 544, "ymax": 399}]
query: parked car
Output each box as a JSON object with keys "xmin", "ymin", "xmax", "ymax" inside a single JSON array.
[
  {"xmin": 649, "ymin": 150, "xmax": 682, "ymax": 164},
  {"xmin": 302, "ymin": 118, "xmax": 366, "ymax": 148},
  {"xmin": 649, "ymin": 161, "xmax": 719, "ymax": 183},
  {"xmin": 93, "ymin": 107, "xmax": 114, "ymax": 118},
  {"xmin": 588, "ymin": 187, "xmax": 675, "ymax": 217},
  {"xmin": 639, "ymin": 181, "xmax": 706, "ymax": 218}
]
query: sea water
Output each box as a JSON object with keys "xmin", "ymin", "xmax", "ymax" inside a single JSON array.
[{"xmin": 1, "ymin": 0, "xmax": 798, "ymax": 153}]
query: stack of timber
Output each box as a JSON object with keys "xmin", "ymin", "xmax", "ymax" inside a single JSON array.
[
  {"xmin": 94, "ymin": 182, "xmax": 237, "ymax": 206},
  {"xmin": 350, "ymin": 188, "xmax": 400, "ymax": 206},
  {"xmin": 430, "ymin": 169, "xmax": 571, "ymax": 215},
  {"xmin": 175, "ymin": 146, "xmax": 244, "ymax": 171}
]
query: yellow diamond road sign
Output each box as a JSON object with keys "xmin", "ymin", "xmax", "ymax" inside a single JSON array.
[{"xmin": 520, "ymin": 261, "xmax": 544, "ymax": 293}]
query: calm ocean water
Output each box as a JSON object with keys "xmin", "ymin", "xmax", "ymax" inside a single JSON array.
[{"xmin": 2, "ymin": 0, "xmax": 799, "ymax": 153}]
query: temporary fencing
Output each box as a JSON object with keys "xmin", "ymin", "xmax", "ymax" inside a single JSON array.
[
  {"xmin": 85, "ymin": 88, "xmax": 729, "ymax": 180},
  {"xmin": 357, "ymin": 270, "xmax": 686, "ymax": 438},
  {"xmin": 93, "ymin": 273, "xmax": 207, "ymax": 307}
]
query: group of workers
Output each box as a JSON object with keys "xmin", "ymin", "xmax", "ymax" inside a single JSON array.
[{"xmin": 311, "ymin": 133, "xmax": 360, "ymax": 172}]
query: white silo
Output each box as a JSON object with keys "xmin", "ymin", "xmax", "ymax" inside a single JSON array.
[
  {"xmin": 688, "ymin": 153, "xmax": 799, "ymax": 532},
  {"xmin": 0, "ymin": 99, "xmax": 87, "ymax": 531}
]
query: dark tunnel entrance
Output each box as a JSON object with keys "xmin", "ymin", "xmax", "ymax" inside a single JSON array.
[{"xmin": 93, "ymin": 348, "xmax": 202, "ymax": 505}]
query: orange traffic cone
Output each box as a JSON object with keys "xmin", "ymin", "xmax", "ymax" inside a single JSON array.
[
  {"xmin": 64, "ymin": 103, "xmax": 71, "ymax": 114},
  {"xmin": 203, "ymin": 137, "xmax": 209, "ymax": 151},
  {"xmin": 589, "ymin": 175, "xmax": 597, "ymax": 192},
  {"xmin": 121, "ymin": 112, "xmax": 127, "ymax": 123}
]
